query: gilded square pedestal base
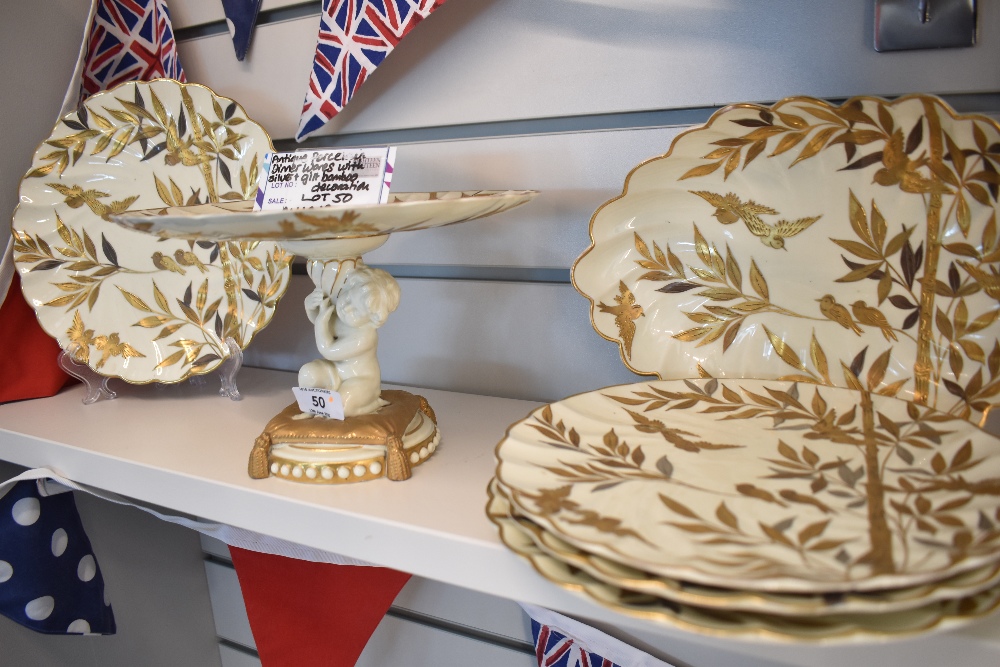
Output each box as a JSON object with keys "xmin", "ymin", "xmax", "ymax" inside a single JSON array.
[{"xmin": 249, "ymin": 390, "xmax": 439, "ymax": 483}]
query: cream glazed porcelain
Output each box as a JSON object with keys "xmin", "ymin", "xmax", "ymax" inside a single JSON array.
[
  {"xmin": 497, "ymin": 479, "xmax": 1000, "ymax": 617},
  {"xmin": 573, "ymin": 95, "xmax": 1000, "ymax": 425},
  {"xmin": 486, "ymin": 479, "xmax": 1000, "ymax": 644},
  {"xmin": 495, "ymin": 378, "xmax": 1000, "ymax": 594},
  {"xmin": 111, "ymin": 190, "xmax": 538, "ymax": 242},
  {"xmin": 12, "ymin": 79, "xmax": 291, "ymax": 384}
]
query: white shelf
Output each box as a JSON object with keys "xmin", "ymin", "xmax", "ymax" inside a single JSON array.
[{"xmin": 2, "ymin": 367, "xmax": 1000, "ymax": 667}]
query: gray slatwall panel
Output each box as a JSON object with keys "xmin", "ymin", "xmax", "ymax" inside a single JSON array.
[
  {"xmin": 205, "ymin": 562, "xmax": 255, "ymax": 650},
  {"xmin": 175, "ymin": 1, "xmax": 1000, "ymax": 141},
  {"xmin": 243, "ymin": 274, "xmax": 643, "ymax": 403},
  {"xmin": 365, "ymin": 127, "xmax": 687, "ymax": 269}
]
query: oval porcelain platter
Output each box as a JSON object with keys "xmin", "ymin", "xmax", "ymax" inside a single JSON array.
[
  {"xmin": 573, "ymin": 95, "xmax": 1000, "ymax": 425},
  {"xmin": 501, "ymin": 486, "xmax": 1000, "ymax": 617},
  {"xmin": 487, "ymin": 480, "xmax": 1000, "ymax": 644},
  {"xmin": 109, "ymin": 190, "xmax": 538, "ymax": 242},
  {"xmin": 12, "ymin": 80, "xmax": 292, "ymax": 384},
  {"xmin": 494, "ymin": 378, "xmax": 1000, "ymax": 594}
]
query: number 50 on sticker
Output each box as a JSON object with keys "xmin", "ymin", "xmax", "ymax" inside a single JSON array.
[{"xmin": 292, "ymin": 386, "xmax": 345, "ymax": 420}]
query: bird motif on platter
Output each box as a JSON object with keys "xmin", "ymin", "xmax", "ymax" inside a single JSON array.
[
  {"xmin": 690, "ymin": 190, "xmax": 821, "ymax": 250},
  {"xmin": 66, "ymin": 311, "xmax": 96, "ymax": 363},
  {"xmin": 48, "ymin": 182, "xmax": 139, "ymax": 220},
  {"xmin": 598, "ymin": 281, "xmax": 644, "ymax": 358},
  {"xmin": 817, "ymin": 294, "xmax": 862, "ymax": 335},
  {"xmin": 93, "ymin": 333, "xmax": 144, "ymax": 369},
  {"xmin": 851, "ymin": 300, "xmax": 897, "ymax": 341},
  {"xmin": 957, "ymin": 261, "xmax": 1000, "ymax": 302},
  {"xmin": 174, "ymin": 249, "xmax": 208, "ymax": 273},
  {"xmin": 152, "ymin": 251, "xmax": 186, "ymax": 275},
  {"xmin": 873, "ymin": 128, "xmax": 947, "ymax": 195}
]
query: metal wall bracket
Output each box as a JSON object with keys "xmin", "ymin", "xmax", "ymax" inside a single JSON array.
[{"xmin": 875, "ymin": 0, "xmax": 977, "ymax": 52}]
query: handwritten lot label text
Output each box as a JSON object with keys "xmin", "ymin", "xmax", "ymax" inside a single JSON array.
[{"xmin": 254, "ymin": 147, "xmax": 395, "ymax": 211}]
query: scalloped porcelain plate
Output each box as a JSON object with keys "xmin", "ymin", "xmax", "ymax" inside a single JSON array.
[
  {"xmin": 487, "ymin": 480, "xmax": 1000, "ymax": 643},
  {"xmin": 493, "ymin": 477, "xmax": 1000, "ymax": 617},
  {"xmin": 109, "ymin": 190, "xmax": 538, "ymax": 241},
  {"xmin": 573, "ymin": 95, "xmax": 1000, "ymax": 423},
  {"xmin": 12, "ymin": 80, "xmax": 291, "ymax": 384},
  {"xmin": 495, "ymin": 378, "xmax": 1000, "ymax": 594}
]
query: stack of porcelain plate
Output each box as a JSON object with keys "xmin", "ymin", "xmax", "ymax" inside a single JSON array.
[
  {"xmin": 490, "ymin": 378, "xmax": 1000, "ymax": 642},
  {"xmin": 488, "ymin": 94, "xmax": 1000, "ymax": 642}
]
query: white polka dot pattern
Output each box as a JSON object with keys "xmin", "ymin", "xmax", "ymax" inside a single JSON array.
[
  {"xmin": 77, "ymin": 555, "xmax": 96, "ymax": 582},
  {"xmin": 67, "ymin": 619, "xmax": 91, "ymax": 634},
  {"xmin": 24, "ymin": 596, "xmax": 54, "ymax": 621},
  {"xmin": 0, "ymin": 477, "xmax": 115, "ymax": 634},
  {"xmin": 51, "ymin": 528, "xmax": 68, "ymax": 557},
  {"xmin": 11, "ymin": 498, "xmax": 40, "ymax": 526}
]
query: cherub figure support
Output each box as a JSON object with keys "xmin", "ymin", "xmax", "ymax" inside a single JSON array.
[
  {"xmin": 250, "ymin": 239, "xmax": 439, "ymax": 484},
  {"xmin": 298, "ymin": 259, "xmax": 400, "ymax": 417}
]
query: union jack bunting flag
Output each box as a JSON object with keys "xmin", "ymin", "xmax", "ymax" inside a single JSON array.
[
  {"xmin": 522, "ymin": 604, "xmax": 675, "ymax": 667},
  {"xmin": 79, "ymin": 0, "xmax": 185, "ymax": 102},
  {"xmin": 296, "ymin": 0, "xmax": 447, "ymax": 141},
  {"xmin": 531, "ymin": 619, "xmax": 620, "ymax": 667}
]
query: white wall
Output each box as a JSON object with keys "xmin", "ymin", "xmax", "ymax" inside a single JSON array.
[{"xmin": 1, "ymin": 0, "xmax": 90, "ymax": 266}]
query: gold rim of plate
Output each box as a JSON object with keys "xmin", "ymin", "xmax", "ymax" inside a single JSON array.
[
  {"xmin": 494, "ymin": 378, "xmax": 1000, "ymax": 594},
  {"xmin": 493, "ymin": 475, "xmax": 1000, "ymax": 617},
  {"xmin": 110, "ymin": 190, "xmax": 539, "ymax": 242},
  {"xmin": 571, "ymin": 94, "xmax": 1000, "ymax": 427},
  {"xmin": 11, "ymin": 79, "xmax": 292, "ymax": 384},
  {"xmin": 486, "ymin": 479, "xmax": 1000, "ymax": 644}
]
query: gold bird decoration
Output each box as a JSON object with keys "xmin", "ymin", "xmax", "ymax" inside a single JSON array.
[
  {"xmin": 690, "ymin": 190, "xmax": 820, "ymax": 250},
  {"xmin": 152, "ymin": 251, "xmax": 186, "ymax": 275},
  {"xmin": 958, "ymin": 261, "xmax": 1000, "ymax": 301},
  {"xmin": 93, "ymin": 333, "xmax": 144, "ymax": 369},
  {"xmin": 174, "ymin": 249, "xmax": 208, "ymax": 273},
  {"xmin": 873, "ymin": 128, "xmax": 946, "ymax": 195},
  {"xmin": 817, "ymin": 294, "xmax": 862, "ymax": 335},
  {"xmin": 851, "ymin": 300, "xmax": 898, "ymax": 341},
  {"xmin": 66, "ymin": 311, "xmax": 96, "ymax": 363},
  {"xmin": 48, "ymin": 182, "xmax": 139, "ymax": 221},
  {"xmin": 598, "ymin": 281, "xmax": 644, "ymax": 358}
]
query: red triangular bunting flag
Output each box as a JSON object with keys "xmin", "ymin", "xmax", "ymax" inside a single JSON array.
[
  {"xmin": 0, "ymin": 274, "xmax": 73, "ymax": 404},
  {"xmin": 230, "ymin": 547, "xmax": 411, "ymax": 666}
]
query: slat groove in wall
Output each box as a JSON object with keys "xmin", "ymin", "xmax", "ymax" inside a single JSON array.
[
  {"xmin": 383, "ymin": 606, "xmax": 533, "ymax": 655},
  {"xmin": 293, "ymin": 261, "xmax": 572, "ymax": 285},
  {"xmin": 273, "ymin": 96, "xmax": 1000, "ymax": 148}
]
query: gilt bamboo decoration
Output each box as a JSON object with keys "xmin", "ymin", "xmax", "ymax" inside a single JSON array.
[{"xmin": 574, "ymin": 95, "xmax": 1000, "ymax": 424}]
